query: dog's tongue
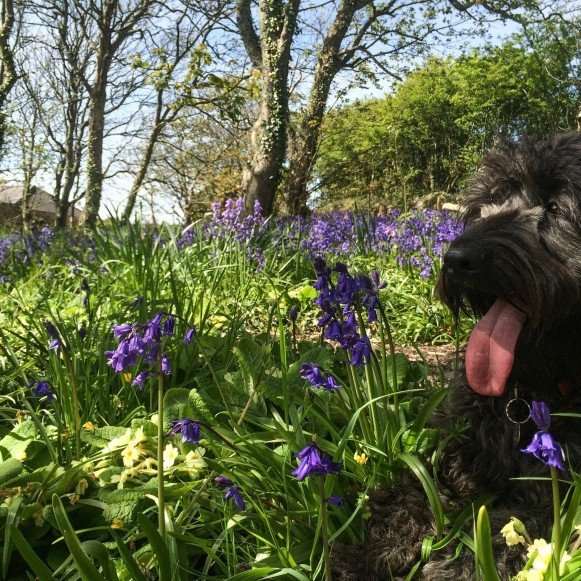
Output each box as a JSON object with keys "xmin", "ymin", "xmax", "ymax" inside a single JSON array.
[{"xmin": 466, "ymin": 299, "xmax": 526, "ymax": 396}]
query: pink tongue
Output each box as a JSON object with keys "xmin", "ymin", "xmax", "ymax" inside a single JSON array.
[{"xmin": 466, "ymin": 299, "xmax": 526, "ymax": 396}]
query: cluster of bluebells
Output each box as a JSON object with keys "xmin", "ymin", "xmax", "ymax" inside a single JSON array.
[
  {"xmin": 300, "ymin": 363, "xmax": 340, "ymax": 392},
  {"xmin": 168, "ymin": 419, "xmax": 200, "ymax": 444},
  {"xmin": 215, "ymin": 475, "xmax": 246, "ymax": 511},
  {"xmin": 522, "ymin": 401, "xmax": 566, "ymax": 471},
  {"xmin": 292, "ymin": 443, "xmax": 341, "ymax": 481},
  {"xmin": 105, "ymin": 312, "xmax": 195, "ymax": 388},
  {"xmin": 312, "ymin": 259, "xmax": 387, "ymax": 368},
  {"xmin": 179, "ymin": 198, "xmax": 267, "ymax": 267}
]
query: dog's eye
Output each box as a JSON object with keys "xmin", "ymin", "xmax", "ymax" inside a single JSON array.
[{"xmin": 546, "ymin": 201, "xmax": 559, "ymax": 214}]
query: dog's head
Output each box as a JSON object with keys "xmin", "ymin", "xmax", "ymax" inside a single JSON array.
[{"xmin": 438, "ymin": 132, "xmax": 581, "ymax": 397}]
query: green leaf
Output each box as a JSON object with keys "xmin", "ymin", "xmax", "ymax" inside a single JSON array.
[
  {"xmin": 398, "ymin": 453, "xmax": 444, "ymax": 536},
  {"xmin": 163, "ymin": 388, "xmax": 190, "ymax": 429},
  {"xmin": 112, "ymin": 531, "xmax": 147, "ymax": 581},
  {"xmin": 8, "ymin": 525, "xmax": 54, "ymax": 581},
  {"xmin": 475, "ymin": 506, "xmax": 501, "ymax": 581},
  {"xmin": 0, "ymin": 420, "xmax": 37, "ymax": 461},
  {"xmin": 185, "ymin": 387, "xmax": 216, "ymax": 425},
  {"xmin": 0, "ymin": 457, "xmax": 23, "ymax": 485},
  {"xmin": 52, "ymin": 495, "xmax": 107, "ymax": 581},
  {"xmin": 137, "ymin": 514, "xmax": 171, "ymax": 581}
]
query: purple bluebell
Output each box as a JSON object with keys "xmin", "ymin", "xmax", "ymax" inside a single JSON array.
[
  {"xmin": 161, "ymin": 356, "xmax": 171, "ymax": 375},
  {"xmin": 183, "ymin": 327, "xmax": 195, "ymax": 344},
  {"xmin": 326, "ymin": 496, "xmax": 344, "ymax": 507},
  {"xmin": 522, "ymin": 401, "xmax": 566, "ymax": 471},
  {"xmin": 530, "ymin": 401, "xmax": 551, "ymax": 431},
  {"xmin": 131, "ymin": 370, "xmax": 150, "ymax": 389},
  {"xmin": 300, "ymin": 363, "xmax": 340, "ymax": 392},
  {"xmin": 31, "ymin": 380, "xmax": 55, "ymax": 401},
  {"xmin": 215, "ymin": 475, "xmax": 234, "ymax": 488},
  {"xmin": 522, "ymin": 431, "xmax": 565, "ymax": 471},
  {"xmin": 288, "ymin": 305, "xmax": 299, "ymax": 323},
  {"xmin": 43, "ymin": 320, "xmax": 61, "ymax": 353},
  {"xmin": 349, "ymin": 336, "xmax": 372, "ymax": 368},
  {"xmin": 168, "ymin": 419, "xmax": 200, "ymax": 444},
  {"xmin": 163, "ymin": 316, "xmax": 175, "ymax": 336},
  {"xmin": 292, "ymin": 444, "xmax": 341, "ymax": 481},
  {"xmin": 224, "ymin": 485, "xmax": 246, "ymax": 511}
]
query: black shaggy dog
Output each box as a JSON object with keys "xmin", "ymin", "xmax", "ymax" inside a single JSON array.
[{"xmin": 332, "ymin": 132, "xmax": 581, "ymax": 580}]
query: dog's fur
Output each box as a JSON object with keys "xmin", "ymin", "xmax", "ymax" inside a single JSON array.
[{"xmin": 332, "ymin": 132, "xmax": 581, "ymax": 580}]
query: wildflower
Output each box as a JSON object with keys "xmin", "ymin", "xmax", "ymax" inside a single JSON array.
[
  {"xmin": 522, "ymin": 401, "xmax": 565, "ymax": 471},
  {"xmin": 168, "ymin": 419, "xmax": 200, "ymax": 444},
  {"xmin": 183, "ymin": 327, "xmax": 195, "ymax": 343},
  {"xmin": 292, "ymin": 444, "xmax": 341, "ymax": 482},
  {"xmin": 353, "ymin": 451, "xmax": 368, "ymax": 465},
  {"xmin": 75, "ymin": 479, "xmax": 89, "ymax": 496},
  {"xmin": 43, "ymin": 320, "xmax": 61, "ymax": 352},
  {"xmin": 131, "ymin": 370, "xmax": 149, "ymax": 389},
  {"xmin": 121, "ymin": 444, "xmax": 141, "ymax": 467},
  {"xmin": 225, "ymin": 485, "xmax": 246, "ymax": 511},
  {"xmin": 349, "ymin": 336, "xmax": 371, "ymax": 368},
  {"xmin": 288, "ymin": 305, "xmax": 299, "ymax": 323},
  {"xmin": 110, "ymin": 518, "xmax": 124, "ymax": 529},
  {"xmin": 30, "ymin": 380, "xmax": 55, "ymax": 401},
  {"xmin": 500, "ymin": 518, "xmax": 526, "ymax": 546},
  {"xmin": 163, "ymin": 443, "xmax": 179, "ymax": 469},
  {"xmin": 163, "ymin": 316, "xmax": 175, "ymax": 336},
  {"xmin": 530, "ymin": 401, "xmax": 551, "ymax": 431},
  {"xmin": 215, "ymin": 475, "xmax": 234, "ymax": 488},
  {"xmin": 300, "ymin": 363, "xmax": 340, "ymax": 392},
  {"xmin": 326, "ymin": 496, "xmax": 344, "ymax": 507},
  {"xmin": 183, "ymin": 449, "xmax": 206, "ymax": 475},
  {"xmin": 161, "ymin": 355, "xmax": 171, "ymax": 375}
]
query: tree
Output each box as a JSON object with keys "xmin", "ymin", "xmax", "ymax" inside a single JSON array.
[
  {"xmin": 0, "ymin": 0, "xmax": 17, "ymax": 158},
  {"xmin": 315, "ymin": 24, "xmax": 579, "ymax": 208},
  {"xmin": 236, "ymin": 0, "xmax": 300, "ymax": 216},
  {"xmin": 120, "ymin": 0, "xmax": 238, "ymax": 222}
]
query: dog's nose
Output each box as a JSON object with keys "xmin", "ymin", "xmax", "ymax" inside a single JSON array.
[{"xmin": 443, "ymin": 245, "xmax": 486, "ymax": 275}]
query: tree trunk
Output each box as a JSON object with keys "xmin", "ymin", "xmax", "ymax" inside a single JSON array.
[
  {"xmin": 285, "ymin": 0, "xmax": 358, "ymax": 216},
  {"xmin": 237, "ymin": 0, "xmax": 299, "ymax": 216},
  {"xmin": 0, "ymin": 0, "xmax": 17, "ymax": 158}
]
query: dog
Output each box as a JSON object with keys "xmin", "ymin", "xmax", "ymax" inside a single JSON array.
[{"xmin": 332, "ymin": 132, "xmax": 581, "ymax": 579}]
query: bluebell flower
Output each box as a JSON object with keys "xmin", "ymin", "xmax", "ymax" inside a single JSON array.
[
  {"xmin": 224, "ymin": 485, "xmax": 246, "ymax": 511},
  {"xmin": 522, "ymin": 401, "xmax": 566, "ymax": 471},
  {"xmin": 43, "ymin": 320, "xmax": 61, "ymax": 353},
  {"xmin": 163, "ymin": 316, "xmax": 175, "ymax": 336},
  {"xmin": 288, "ymin": 305, "xmax": 299, "ymax": 323},
  {"xmin": 349, "ymin": 336, "xmax": 371, "ymax": 368},
  {"xmin": 161, "ymin": 356, "xmax": 171, "ymax": 375},
  {"xmin": 31, "ymin": 380, "xmax": 55, "ymax": 401},
  {"xmin": 215, "ymin": 475, "xmax": 234, "ymax": 488},
  {"xmin": 131, "ymin": 370, "xmax": 150, "ymax": 389},
  {"xmin": 183, "ymin": 327, "xmax": 195, "ymax": 344},
  {"xmin": 522, "ymin": 431, "xmax": 565, "ymax": 471},
  {"xmin": 530, "ymin": 401, "xmax": 551, "ymax": 431},
  {"xmin": 300, "ymin": 363, "xmax": 340, "ymax": 392},
  {"xmin": 168, "ymin": 419, "xmax": 200, "ymax": 444},
  {"xmin": 292, "ymin": 444, "xmax": 341, "ymax": 481},
  {"xmin": 326, "ymin": 496, "xmax": 344, "ymax": 507}
]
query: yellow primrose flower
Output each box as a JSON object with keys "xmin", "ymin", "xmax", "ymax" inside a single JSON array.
[
  {"xmin": 110, "ymin": 470, "xmax": 129, "ymax": 489},
  {"xmin": 111, "ymin": 518, "xmax": 124, "ymax": 529},
  {"xmin": 354, "ymin": 451, "xmax": 368, "ymax": 465},
  {"xmin": 121, "ymin": 444, "xmax": 140, "ymax": 468},
  {"xmin": 131, "ymin": 426, "xmax": 147, "ymax": 444},
  {"xmin": 75, "ymin": 478, "xmax": 89, "ymax": 496},
  {"xmin": 122, "ymin": 373, "xmax": 132, "ymax": 382},
  {"xmin": 163, "ymin": 443, "xmax": 179, "ymax": 469},
  {"xmin": 83, "ymin": 421, "xmax": 95, "ymax": 431},
  {"xmin": 16, "ymin": 451, "xmax": 27, "ymax": 461},
  {"xmin": 184, "ymin": 448, "xmax": 206, "ymax": 475},
  {"xmin": 528, "ymin": 539, "xmax": 553, "ymax": 573},
  {"xmin": 500, "ymin": 519, "xmax": 526, "ymax": 546},
  {"xmin": 150, "ymin": 413, "xmax": 159, "ymax": 426}
]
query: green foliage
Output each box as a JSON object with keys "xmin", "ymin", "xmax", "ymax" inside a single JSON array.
[{"xmin": 317, "ymin": 22, "xmax": 579, "ymax": 208}]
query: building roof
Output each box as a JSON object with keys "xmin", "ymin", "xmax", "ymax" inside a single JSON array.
[{"xmin": 0, "ymin": 185, "xmax": 83, "ymax": 218}]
